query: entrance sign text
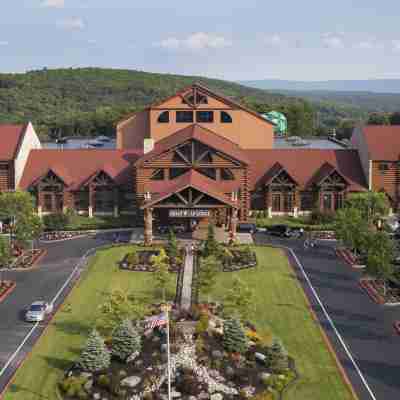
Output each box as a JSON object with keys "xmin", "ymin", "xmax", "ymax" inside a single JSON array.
[{"xmin": 169, "ymin": 209, "xmax": 210, "ymax": 218}]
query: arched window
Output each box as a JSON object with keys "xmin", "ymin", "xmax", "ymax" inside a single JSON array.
[
  {"xmin": 220, "ymin": 111, "xmax": 232, "ymax": 123},
  {"xmin": 221, "ymin": 168, "xmax": 234, "ymax": 180},
  {"xmin": 157, "ymin": 111, "xmax": 169, "ymax": 123}
]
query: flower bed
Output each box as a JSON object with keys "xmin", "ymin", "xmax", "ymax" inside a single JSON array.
[
  {"xmin": 120, "ymin": 249, "xmax": 183, "ymax": 273},
  {"xmin": 360, "ymin": 278, "xmax": 400, "ymax": 305},
  {"xmin": 222, "ymin": 247, "xmax": 257, "ymax": 272},
  {"xmin": 59, "ymin": 308, "xmax": 297, "ymax": 400},
  {"xmin": 335, "ymin": 248, "xmax": 358, "ymax": 266},
  {"xmin": 0, "ymin": 280, "xmax": 16, "ymax": 303},
  {"xmin": 11, "ymin": 249, "xmax": 46, "ymax": 270},
  {"xmin": 312, "ymin": 230, "xmax": 336, "ymax": 240}
]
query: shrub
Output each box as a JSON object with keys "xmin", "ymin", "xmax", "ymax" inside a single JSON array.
[
  {"xmin": 111, "ymin": 319, "xmax": 141, "ymax": 361},
  {"xmin": 59, "ymin": 376, "xmax": 87, "ymax": 397},
  {"xmin": 310, "ymin": 209, "xmax": 335, "ymax": 225},
  {"xmin": 267, "ymin": 338, "xmax": 289, "ymax": 373},
  {"xmin": 125, "ymin": 250, "xmax": 139, "ymax": 266},
  {"xmin": 223, "ymin": 318, "xmax": 248, "ymax": 354},
  {"xmin": 195, "ymin": 313, "xmax": 209, "ymax": 335},
  {"xmin": 97, "ymin": 374, "xmax": 111, "ymax": 389},
  {"xmin": 43, "ymin": 213, "xmax": 69, "ymax": 231},
  {"xmin": 77, "ymin": 329, "xmax": 111, "ymax": 372}
]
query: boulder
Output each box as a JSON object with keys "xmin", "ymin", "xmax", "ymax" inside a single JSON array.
[
  {"xmin": 225, "ymin": 366, "xmax": 235, "ymax": 376},
  {"xmin": 84, "ymin": 379, "xmax": 93, "ymax": 392},
  {"xmin": 81, "ymin": 372, "xmax": 92, "ymax": 379},
  {"xmin": 259, "ymin": 372, "xmax": 271, "ymax": 381},
  {"xmin": 93, "ymin": 393, "xmax": 101, "ymax": 400},
  {"xmin": 210, "ymin": 394, "xmax": 223, "ymax": 400},
  {"xmin": 254, "ymin": 352, "xmax": 266, "ymax": 363},
  {"xmin": 120, "ymin": 376, "xmax": 141, "ymax": 388},
  {"xmin": 126, "ymin": 351, "xmax": 140, "ymax": 363},
  {"xmin": 199, "ymin": 392, "xmax": 209, "ymax": 400},
  {"xmin": 161, "ymin": 343, "xmax": 168, "ymax": 353},
  {"xmin": 134, "ymin": 359, "xmax": 143, "ymax": 368},
  {"xmin": 211, "ymin": 350, "xmax": 223, "ymax": 359}
]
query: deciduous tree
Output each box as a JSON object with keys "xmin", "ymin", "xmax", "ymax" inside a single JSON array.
[
  {"xmin": 224, "ymin": 276, "xmax": 255, "ymax": 320},
  {"xmin": 151, "ymin": 248, "xmax": 170, "ymax": 301},
  {"xmin": 198, "ymin": 255, "xmax": 219, "ymax": 302}
]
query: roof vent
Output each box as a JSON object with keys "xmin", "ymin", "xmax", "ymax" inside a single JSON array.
[{"xmin": 144, "ymin": 138, "xmax": 154, "ymax": 154}]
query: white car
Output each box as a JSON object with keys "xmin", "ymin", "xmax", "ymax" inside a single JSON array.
[{"xmin": 25, "ymin": 301, "xmax": 53, "ymax": 322}]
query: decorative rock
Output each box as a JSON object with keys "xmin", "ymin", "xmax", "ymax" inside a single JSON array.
[
  {"xmin": 81, "ymin": 372, "xmax": 92, "ymax": 379},
  {"xmin": 198, "ymin": 392, "xmax": 209, "ymax": 400},
  {"xmin": 93, "ymin": 393, "xmax": 101, "ymax": 400},
  {"xmin": 248, "ymin": 341, "xmax": 256, "ymax": 347},
  {"xmin": 171, "ymin": 390, "xmax": 181, "ymax": 398},
  {"xmin": 210, "ymin": 394, "xmax": 223, "ymax": 400},
  {"xmin": 189, "ymin": 396, "xmax": 197, "ymax": 400},
  {"xmin": 161, "ymin": 343, "xmax": 168, "ymax": 353},
  {"xmin": 153, "ymin": 336, "xmax": 160, "ymax": 342},
  {"xmin": 120, "ymin": 376, "xmax": 141, "ymax": 388},
  {"xmin": 134, "ymin": 359, "xmax": 143, "ymax": 368},
  {"xmin": 84, "ymin": 379, "xmax": 93, "ymax": 392},
  {"xmin": 126, "ymin": 351, "xmax": 140, "ymax": 363},
  {"xmin": 255, "ymin": 352, "xmax": 267, "ymax": 363},
  {"xmin": 260, "ymin": 372, "xmax": 271, "ymax": 381},
  {"xmin": 225, "ymin": 366, "xmax": 235, "ymax": 376},
  {"xmin": 211, "ymin": 350, "xmax": 223, "ymax": 359}
]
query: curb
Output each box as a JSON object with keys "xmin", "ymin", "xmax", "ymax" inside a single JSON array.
[
  {"xmin": 39, "ymin": 234, "xmax": 88, "ymax": 244},
  {"xmin": 8, "ymin": 249, "xmax": 47, "ymax": 272},
  {"xmin": 0, "ymin": 282, "xmax": 16, "ymax": 304}
]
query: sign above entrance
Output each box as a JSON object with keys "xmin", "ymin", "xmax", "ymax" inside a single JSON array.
[{"xmin": 169, "ymin": 209, "xmax": 210, "ymax": 218}]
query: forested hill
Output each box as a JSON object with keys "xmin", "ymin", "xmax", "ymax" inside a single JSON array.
[{"xmin": 0, "ymin": 68, "xmax": 361, "ymax": 140}]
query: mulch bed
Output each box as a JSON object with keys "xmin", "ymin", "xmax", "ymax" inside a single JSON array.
[
  {"xmin": 222, "ymin": 249, "xmax": 258, "ymax": 272},
  {"xmin": 40, "ymin": 231, "xmax": 86, "ymax": 242},
  {"xmin": 312, "ymin": 231, "xmax": 336, "ymax": 240},
  {"xmin": 120, "ymin": 250, "xmax": 183, "ymax": 273},
  {"xmin": 335, "ymin": 248, "xmax": 358, "ymax": 267},
  {"xmin": 11, "ymin": 249, "xmax": 46, "ymax": 270},
  {"xmin": 0, "ymin": 281, "xmax": 16, "ymax": 303},
  {"xmin": 359, "ymin": 279, "xmax": 386, "ymax": 305}
]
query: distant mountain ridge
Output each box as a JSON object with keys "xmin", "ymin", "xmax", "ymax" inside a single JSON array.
[{"xmin": 240, "ymin": 79, "xmax": 400, "ymax": 94}]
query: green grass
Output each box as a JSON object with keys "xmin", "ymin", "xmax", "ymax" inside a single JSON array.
[
  {"xmin": 65, "ymin": 215, "xmax": 137, "ymax": 230},
  {"xmin": 4, "ymin": 245, "xmax": 175, "ymax": 400},
  {"xmin": 207, "ymin": 246, "xmax": 353, "ymax": 400}
]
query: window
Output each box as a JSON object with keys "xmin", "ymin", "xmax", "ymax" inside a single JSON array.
[
  {"xmin": 196, "ymin": 111, "xmax": 214, "ymax": 123},
  {"xmin": 272, "ymin": 193, "xmax": 281, "ymax": 212},
  {"xmin": 75, "ymin": 191, "xmax": 89, "ymax": 211},
  {"xmin": 322, "ymin": 193, "xmax": 333, "ymax": 211},
  {"xmin": 334, "ymin": 193, "xmax": 344, "ymax": 210},
  {"xmin": 221, "ymin": 111, "xmax": 232, "ymax": 123},
  {"xmin": 151, "ymin": 169, "xmax": 165, "ymax": 181},
  {"xmin": 283, "ymin": 193, "xmax": 294, "ymax": 212},
  {"xmin": 157, "ymin": 111, "xmax": 169, "ymax": 123},
  {"xmin": 170, "ymin": 168, "xmax": 187, "ymax": 179},
  {"xmin": 300, "ymin": 192, "xmax": 314, "ymax": 211},
  {"xmin": 43, "ymin": 194, "xmax": 52, "ymax": 212},
  {"xmin": 378, "ymin": 162, "xmax": 390, "ymax": 173},
  {"xmin": 176, "ymin": 111, "xmax": 193, "ymax": 123},
  {"xmin": 221, "ymin": 168, "xmax": 234, "ymax": 180}
]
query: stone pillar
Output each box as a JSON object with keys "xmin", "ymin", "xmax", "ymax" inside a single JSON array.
[
  {"xmin": 230, "ymin": 207, "xmax": 238, "ymax": 242},
  {"xmin": 144, "ymin": 208, "xmax": 153, "ymax": 246}
]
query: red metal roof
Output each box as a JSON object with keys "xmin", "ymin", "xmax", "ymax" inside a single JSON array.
[
  {"xmin": 136, "ymin": 124, "xmax": 249, "ymax": 165},
  {"xmin": 0, "ymin": 124, "xmax": 27, "ymax": 160},
  {"xmin": 361, "ymin": 126, "xmax": 400, "ymax": 161},
  {"xmin": 245, "ymin": 149, "xmax": 367, "ymax": 191},
  {"xmin": 19, "ymin": 149, "xmax": 142, "ymax": 190},
  {"xmin": 142, "ymin": 169, "xmax": 238, "ymax": 208}
]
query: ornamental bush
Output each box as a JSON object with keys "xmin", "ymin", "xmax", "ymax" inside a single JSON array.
[
  {"xmin": 111, "ymin": 319, "xmax": 141, "ymax": 361},
  {"xmin": 125, "ymin": 250, "xmax": 139, "ymax": 266},
  {"xmin": 77, "ymin": 329, "xmax": 110, "ymax": 372},
  {"xmin": 267, "ymin": 338, "xmax": 289, "ymax": 373},
  {"xmin": 223, "ymin": 318, "xmax": 248, "ymax": 354}
]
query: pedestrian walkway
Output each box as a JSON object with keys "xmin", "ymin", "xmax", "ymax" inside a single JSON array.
[{"xmin": 180, "ymin": 243, "xmax": 194, "ymax": 311}]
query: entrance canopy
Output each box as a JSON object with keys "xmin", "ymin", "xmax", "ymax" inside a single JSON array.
[{"xmin": 141, "ymin": 169, "xmax": 238, "ymax": 209}]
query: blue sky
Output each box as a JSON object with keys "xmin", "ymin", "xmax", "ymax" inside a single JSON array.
[{"xmin": 2, "ymin": 0, "xmax": 400, "ymax": 80}]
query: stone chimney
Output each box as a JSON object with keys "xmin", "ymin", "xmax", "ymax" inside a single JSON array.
[{"xmin": 143, "ymin": 138, "xmax": 154, "ymax": 154}]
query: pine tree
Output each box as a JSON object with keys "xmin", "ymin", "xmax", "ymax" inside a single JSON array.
[
  {"xmin": 198, "ymin": 255, "xmax": 219, "ymax": 301},
  {"xmin": 222, "ymin": 318, "xmax": 248, "ymax": 354},
  {"xmin": 267, "ymin": 338, "xmax": 289, "ymax": 373},
  {"xmin": 77, "ymin": 329, "xmax": 111, "ymax": 372},
  {"xmin": 166, "ymin": 229, "xmax": 179, "ymax": 260},
  {"xmin": 203, "ymin": 224, "xmax": 219, "ymax": 257},
  {"xmin": 111, "ymin": 319, "xmax": 142, "ymax": 361}
]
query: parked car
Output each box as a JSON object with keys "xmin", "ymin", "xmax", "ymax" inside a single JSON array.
[
  {"xmin": 385, "ymin": 216, "xmax": 400, "ymax": 232},
  {"xmin": 25, "ymin": 301, "xmax": 53, "ymax": 322},
  {"xmin": 157, "ymin": 224, "xmax": 186, "ymax": 235},
  {"xmin": 266, "ymin": 224, "xmax": 292, "ymax": 237},
  {"xmin": 237, "ymin": 223, "xmax": 257, "ymax": 234}
]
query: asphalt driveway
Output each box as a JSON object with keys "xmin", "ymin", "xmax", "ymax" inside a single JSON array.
[{"xmin": 254, "ymin": 233, "xmax": 400, "ymax": 400}]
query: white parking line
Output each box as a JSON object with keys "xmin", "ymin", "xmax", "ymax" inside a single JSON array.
[{"xmin": 287, "ymin": 246, "xmax": 377, "ymax": 400}]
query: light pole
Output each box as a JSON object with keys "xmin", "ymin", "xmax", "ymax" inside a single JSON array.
[{"xmin": 161, "ymin": 302, "xmax": 172, "ymax": 400}]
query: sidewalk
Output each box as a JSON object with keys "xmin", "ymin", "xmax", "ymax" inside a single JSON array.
[{"xmin": 180, "ymin": 246, "xmax": 194, "ymax": 311}]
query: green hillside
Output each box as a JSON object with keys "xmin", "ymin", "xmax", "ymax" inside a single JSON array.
[{"xmin": 0, "ymin": 67, "xmax": 363, "ymax": 140}]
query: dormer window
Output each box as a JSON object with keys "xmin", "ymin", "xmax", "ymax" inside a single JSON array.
[
  {"xmin": 196, "ymin": 111, "xmax": 214, "ymax": 123},
  {"xmin": 158, "ymin": 111, "xmax": 170, "ymax": 123},
  {"xmin": 176, "ymin": 111, "xmax": 194, "ymax": 123}
]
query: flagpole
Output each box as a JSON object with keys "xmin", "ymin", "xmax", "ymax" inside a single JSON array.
[{"xmin": 162, "ymin": 303, "xmax": 172, "ymax": 400}]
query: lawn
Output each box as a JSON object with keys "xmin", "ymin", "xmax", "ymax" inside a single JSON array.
[
  {"xmin": 4, "ymin": 245, "xmax": 176, "ymax": 400},
  {"xmin": 206, "ymin": 246, "xmax": 354, "ymax": 400}
]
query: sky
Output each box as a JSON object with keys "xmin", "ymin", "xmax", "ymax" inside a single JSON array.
[{"xmin": 2, "ymin": 0, "xmax": 400, "ymax": 81}]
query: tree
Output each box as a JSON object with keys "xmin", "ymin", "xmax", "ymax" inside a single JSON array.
[
  {"xmin": 222, "ymin": 318, "xmax": 248, "ymax": 354},
  {"xmin": 334, "ymin": 207, "xmax": 370, "ymax": 256},
  {"xmin": 165, "ymin": 229, "xmax": 179, "ymax": 260},
  {"xmin": 345, "ymin": 191, "xmax": 389, "ymax": 224},
  {"xmin": 77, "ymin": 329, "xmax": 110, "ymax": 372},
  {"xmin": 151, "ymin": 248, "xmax": 170, "ymax": 301},
  {"xmin": 198, "ymin": 255, "xmax": 219, "ymax": 301},
  {"xmin": 111, "ymin": 319, "xmax": 142, "ymax": 361},
  {"xmin": 267, "ymin": 338, "xmax": 289, "ymax": 373},
  {"xmin": 98, "ymin": 290, "xmax": 149, "ymax": 334},
  {"xmin": 389, "ymin": 112, "xmax": 400, "ymax": 125},
  {"xmin": 224, "ymin": 276, "xmax": 255, "ymax": 320},
  {"xmin": 0, "ymin": 236, "xmax": 11, "ymax": 285},
  {"xmin": 203, "ymin": 224, "xmax": 219, "ymax": 257},
  {"xmin": 366, "ymin": 231, "xmax": 395, "ymax": 296},
  {"xmin": 367, "ymin": 113, "xmax": 390, "ymax": 125}
]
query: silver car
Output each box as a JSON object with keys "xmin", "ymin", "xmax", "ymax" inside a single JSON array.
[{"xmin": 25, "ymin": 301, "xmax": 53, "ymax": 322}]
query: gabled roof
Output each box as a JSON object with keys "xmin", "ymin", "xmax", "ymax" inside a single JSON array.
[
  {"xmin": 360, "ymin": 125, "xmax": 400, "ymax": 161},
  {"xmin": 136, "ymin": 124, "xmax": 249, "ymax": 165},
  {"xmin": 263, "ymin": 162, "xmax": 298, "ymax": 185},
  {"xmin": 78, "ymin": 164, "xmax": 120, "ymax": 189},
  {"xmin": 19, "ymin": 149, "xmax": 142, "ymax": 190},
  {"xmin": 308, "ymin": 162, "xmax": 349, "ymax": 187},
  {"xmin": 0, "ymin": 124, "xmax": 28, "ymax": 160},
  {"xmin": 246, "ymin": 149, "xmax": 367, "ymax": 192},
  {"xmin": 142, "ymin": 169, "xmax": 238, "ymax": 209}
]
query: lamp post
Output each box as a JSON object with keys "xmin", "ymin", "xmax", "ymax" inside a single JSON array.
[{"xmin": 161, "ymin": 302, "xmax": 172, "ymax": 400}]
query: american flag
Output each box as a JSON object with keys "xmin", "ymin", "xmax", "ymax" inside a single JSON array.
[{"xmin": 144, "ymin": 312, "xmax": 168, "ymax": 330}]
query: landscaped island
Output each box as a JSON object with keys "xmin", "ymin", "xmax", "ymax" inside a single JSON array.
[{"xmin": 4, "ymin": 245, "xmax": 353, "ymax": 400}]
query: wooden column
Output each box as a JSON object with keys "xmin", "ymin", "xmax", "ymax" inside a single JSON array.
[
  {"xmin": 144, "ymin": 208, "xmax": 153, "ymax": 246},
  {"xmin": 293, "ymin": 188, "xmax": 299, "ymax": 218},
  {"xmin": 113, "ymin": 187, "xmax": 119, "ymax": 218},
  {"xmin": 89, "ymin": 185, "xmax": 94, "ymax": 218},
  {"xmin": 230, "ymin": 207, "xmax": 238, "ymax": 242}
]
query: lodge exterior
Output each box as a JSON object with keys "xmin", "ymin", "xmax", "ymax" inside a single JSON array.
[{"xmin": 1, "ymin": 83, "xmax": 399, "ymax": 242}]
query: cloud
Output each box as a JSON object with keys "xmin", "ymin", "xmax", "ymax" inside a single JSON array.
[
  {"xmin": 155, "ymin": 32, "xmax": 232, "ymax": 51},
  {"xmin": 355, "ymin": 41, "xmax": 375, "ymax": 49},
  {"xmin": 0, "ymin": 41, "xmax": 9, "ymax": 46},
  {"xmin": 57, "ymin": 17, "xmax": 85, "ymax": 30},
  {"xmin": 41, "ymin": 0, "xmax": 65, "ymax": 8},
  {"xmin": 322, "ymin": 33, "xmax": 345, "ymax": 49},
  {"xmin": 391, "ymin": 40, "xmax": 400, "ymax": 52},
  {"xmin": 264, "ymin": 34, "xmax": 283, "ymax": 47}
]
